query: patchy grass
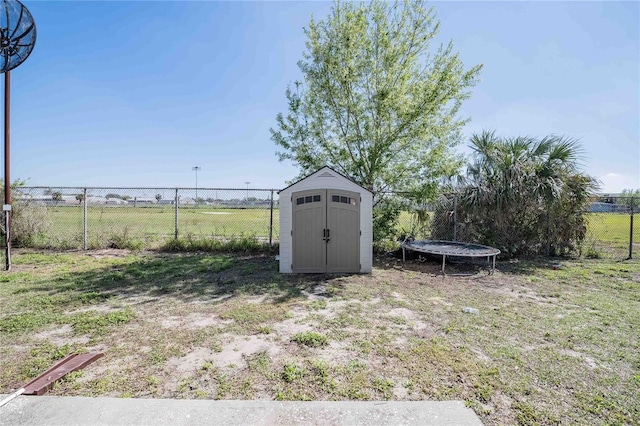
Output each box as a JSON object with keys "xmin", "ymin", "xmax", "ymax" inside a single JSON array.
[
  {"xmin": 0, "ymin": 249, "xmax": 639, "ymax": 426},
  {"xmin": 291, "ymin": 331, "xmax": 329, "ymax": 348}
]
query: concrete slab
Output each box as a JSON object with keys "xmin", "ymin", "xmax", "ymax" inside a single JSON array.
[{"xmin": 1, "ymin": 396, "xmax": 483, "ymax": 425}]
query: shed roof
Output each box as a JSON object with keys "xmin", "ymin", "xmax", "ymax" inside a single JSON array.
[{"xmin": 278, "ymin": 166, "xmax": 373, "ymax": 194}]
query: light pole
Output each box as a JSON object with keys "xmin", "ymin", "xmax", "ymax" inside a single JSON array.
[
  {"xmin": 192, "ymin": 166, "xmax": 201, "ymax": 205},
  {"xmin": 244, "ymin": 181, "xmax": 250, "ymax": 201}
]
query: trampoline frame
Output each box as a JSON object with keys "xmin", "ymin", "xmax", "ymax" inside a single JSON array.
[{"xmin": 401, "ymin": 239, "xmax": 500, "ymax": 275}]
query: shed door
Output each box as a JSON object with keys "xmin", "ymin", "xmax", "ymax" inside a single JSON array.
[
  {"xmin": 326, "ymin": 190, "xmax": 360, "ymax": 273},
  {"xmin": 292, "ymin": 189, "xmax": 360, "ymax": 273},
  {"xmin": 292, "ymin": 190, "xmax": 326, "ymax": 273}
]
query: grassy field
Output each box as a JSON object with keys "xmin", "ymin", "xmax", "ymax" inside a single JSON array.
[
  {"xmin": 584, "ymin": 213, "xmax": 638, "ymax": 250},
  {"xmin": 35, "ymin": 206, "xmax": 280, "ymax": 248},
  {"xmin": 1, "ymin": 249, "xmax": 638, "ymax": 425},
  {"xmin": 17, "ymin": 204, "xmax": 639, "ymax": 259}
]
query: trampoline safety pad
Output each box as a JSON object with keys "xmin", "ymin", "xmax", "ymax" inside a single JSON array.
[{"xmin": 401, "ymin": 240, "xmax": 500, "ymax": 275}]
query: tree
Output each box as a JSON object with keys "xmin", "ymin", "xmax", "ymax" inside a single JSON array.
[
  {"xmin": 51, "ymin": 191, "xmax": 62, "ymax": 206},
  {"xmin": 155, "ymin": 193, "xmax": 162, "ymax": 202},
  {"xmin": 271, "ymin": 0, "xmax": 482, "ymax": 202},
  {"xmin": 75, "ymin": 194, "xmax": 84, "ymax": 204},
  {"xmin": 435, "ymin": 131, "xmax": 598, "ymax": 256},
  {"xmin": 619, "ymin": 188, "xmax": 640, "ymax": 209}
]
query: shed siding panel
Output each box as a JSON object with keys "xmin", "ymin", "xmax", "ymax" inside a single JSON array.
[{"xmin": 279, "ymin": 196, "xmax": 292, "ymax": 273}]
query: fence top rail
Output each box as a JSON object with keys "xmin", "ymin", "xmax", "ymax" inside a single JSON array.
[{"xmin": 20, "ymin": 186, "xmax": 280, "ymax": 192}]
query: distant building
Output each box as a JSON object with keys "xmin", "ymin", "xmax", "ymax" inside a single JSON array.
[{"xmin": 589, "ymin": 202, "xmax": 629, "ymax": 213}]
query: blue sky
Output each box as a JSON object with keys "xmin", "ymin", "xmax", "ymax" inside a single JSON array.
[{"xmin": 8, "ymin": 1, "xmax": 639, "ymax": 192}]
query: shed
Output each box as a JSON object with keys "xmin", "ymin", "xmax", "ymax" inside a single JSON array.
[{"xmin": 279, "ymin": 166, "xmax": 373, "ymax": 274}]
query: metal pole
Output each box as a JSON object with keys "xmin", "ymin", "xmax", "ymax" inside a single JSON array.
[
  {"xmin": 269, "ymin": 190, "xmax": 274, "ymax": 245},
  {"xmin": 453, "ymin": 194, "xmax": 457, "ymax": 241},
  {"xmin": 629, "ymin": 196, "xmax": 634, "ymax": 260},
  {"xmin": 192, "ymin": 166, "xmax": 200, "ymax": 206},
  {"xmin": 4, "ymin": 71, "xmax": 10, "ymax": 271},
  {"xmin": 174, "ymin": 188, "xmax": 179, "ymax": 240},
  {"xmin": 83, "ymin": 188, "xmax": 87, "ymax": 250}
]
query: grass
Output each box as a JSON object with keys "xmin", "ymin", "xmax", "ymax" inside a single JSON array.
[
  {"xmin": 0, "ymin": 249, "xmax": 639, "ymax": 425},
  {"xmin": 290, "ymin": 331, "xmax": 329, "ymax": 347},
  {"xmin": 17, "ymin": 205, "xmax": 280, "ymax": 249},
  {"xmin": 15, "ymin": 203, "xmax": 638, "ymax": 260}
]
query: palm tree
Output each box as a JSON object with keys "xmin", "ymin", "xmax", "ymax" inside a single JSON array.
[{"xmin": 451, "ymin": 131, "xmax": 597, "ymax": 256}]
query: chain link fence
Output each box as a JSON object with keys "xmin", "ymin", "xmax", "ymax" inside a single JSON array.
[
  {"xmin": 1, "ymin": 186, "xmax": 636, "ymax": 259},
  {"xmin": 4, "ymin": 187, "xmax": 279, "ymax": 249},
  {"xmin": 393, "ymin": 194, "xmax": 637, "ymax": 259},
  {"xmin": 582, "ymin": 196, "xmax": 637, "ymax": 259}
]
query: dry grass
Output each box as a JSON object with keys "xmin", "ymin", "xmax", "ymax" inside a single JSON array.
[{"xmin": 1, "ymin": 249, "xmax": 639, "ymax": 425}]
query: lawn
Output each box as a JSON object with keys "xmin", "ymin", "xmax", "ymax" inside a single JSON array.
[
  {"xmin": 37, "ymin": 206, "xmax": 280, "ymax": 248},
  {"xmin": 1, "ymin": 250, "xmax": 638, "ymax": 425},
  {"xmin": 584, "ymin": 213, "xmax": 638, "ymax": 254},
  {"xmin": 28, "ymin": 205, "xmax": 637, "ymax": 260}
]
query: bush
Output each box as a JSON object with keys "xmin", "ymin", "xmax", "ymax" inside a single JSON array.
[
  {"xmin": 160, "ymin": 234, "xmax": 277, "ymax": 254},
  {"xmin": 373, "ymin": 198, "xmax": 402, "ymax": 244},
  {"xmin": 434, "ymin": 132, "xmax": 598, "ymax": 257},
  {"xmin": 0, "ymin": 181, "xmax": 52, "ymax": 247}
]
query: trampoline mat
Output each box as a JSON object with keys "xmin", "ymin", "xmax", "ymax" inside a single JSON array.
[{"xmin": 402, "ymin": 240, "xmax": 500, "ymax": 257}]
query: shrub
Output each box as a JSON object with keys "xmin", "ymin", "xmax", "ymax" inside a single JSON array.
[
  {"xmin": 0, "ymin": 181, "xmax": 52, "ymax": 247},
  {"xmin": 434, "ymin": 132, "xmax": 598, "ymax": 257},
  {"xmin": 373, "ymin": 197, "xmax": 402, "ymax": 245},
  {"xmin": 160, "ymin": 234, "xmax": 277, "ymax": 254}
]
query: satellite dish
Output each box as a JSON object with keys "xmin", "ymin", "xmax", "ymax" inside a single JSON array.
[{"xmin": 0, "ymin": 0, "xmax": 36, "ymax": 73}]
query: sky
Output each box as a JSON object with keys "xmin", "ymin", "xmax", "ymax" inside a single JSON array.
[{"xmin": 6, "ymin": 1, "xmax": 639, "ymax": 192}]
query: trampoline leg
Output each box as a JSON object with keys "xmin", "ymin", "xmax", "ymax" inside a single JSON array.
[
  {"xmin": 402, "ymin": 247, "xmax": 405, "ymax": 262},
  {"xmin": 442, "ymin": 254, "xmax": 446, "ymax": 275},
  {"xmin": 492, "ymin": 255, "xmax": 496, "ymax": 274}
]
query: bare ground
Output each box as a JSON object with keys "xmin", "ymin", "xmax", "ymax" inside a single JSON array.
[{"xmin": 1, "ymin": 250, "xmax": 638, "ymax": 425}]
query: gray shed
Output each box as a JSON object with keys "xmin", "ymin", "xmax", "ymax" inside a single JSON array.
[{"xmin": 278, "ymin": 166, "xmax": 373, "ymax": 274}]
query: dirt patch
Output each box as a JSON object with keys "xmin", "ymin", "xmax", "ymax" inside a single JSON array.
[
  {"xmin": 33, "ymin": 324, "xmax": 91, "ymax": 346},
  {"xmin": 65, "ymin": 305, "xmax": 119, "ymax": 315},
  {"xmin": 271, "ymin": 307, "xmax": 314, "ymax": 336},
  {"xmin": 166, "ymin": 347, "xmax": 220, "ymax": 374},
  {"xmin": 160, "ymin": 313, "xmax": 231, "ymax": 329},
  {"xmin": 83, "ymin": 249, "xmax": 135, "ymax": 258},
  {"xmin": 211, "ymin": 335, "xmax": 278, "ymax": 369},
  {"xmin": 559, "ymin": 349, "xmax": 599, "ymax": 370}
]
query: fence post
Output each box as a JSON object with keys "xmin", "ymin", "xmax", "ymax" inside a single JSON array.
[
  {"xmin": 546, "ymin": 204, "xmax": 551, "ymax": 257},
  {"xmin": 174, "ymin": 188, "xmax": 179, "ymax": 240},
  {"xmin": 83, "ymin": 188, "xmax": 87, "ymax": 250},
  {"xmin": 269, "ymin": 190, "xmax": 274, "ymax": 245},
  {"xmin": 453, "ymin": 194, "xmax": 457, "ymax": 241},
  {"xmin": 629, "ymin": 196, "xmax": 634, "ymax": 260}
]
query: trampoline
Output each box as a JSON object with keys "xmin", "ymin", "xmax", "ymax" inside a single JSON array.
[{"xmin": 401, "ymin": 239, "xmax": 500, "ymax": 275}]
